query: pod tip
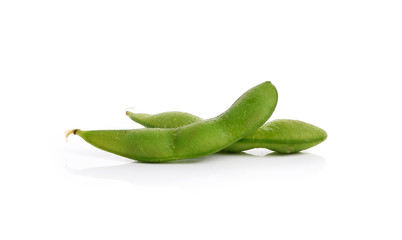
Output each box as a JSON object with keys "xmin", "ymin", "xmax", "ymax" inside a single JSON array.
[
  {"xmin": 65, "ymin": 129, "xmax": 79, "ymax": 142},
  {"xmin": 125, "ymin": 107, "xmax": 135, "ymax": 115}
]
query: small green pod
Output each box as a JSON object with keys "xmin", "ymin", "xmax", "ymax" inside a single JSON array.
[
  {"xmin": 67, "ymin": 81, "xmax": 278, "ymax": 162},
  {"xmin": 127, "ymin": 112, "xmax": 327, "ymax": 154}
]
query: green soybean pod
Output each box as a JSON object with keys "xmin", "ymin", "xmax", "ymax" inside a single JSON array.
[
  {"xmin": 66, "ymin": 81, "xmax": 278, "ymax": 163},
  {"xmin": 127, "ymin": 112, "xmax": 327, "ymax": 154}
]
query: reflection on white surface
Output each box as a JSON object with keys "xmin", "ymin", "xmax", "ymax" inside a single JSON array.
[{"xmin": 66, "ymin": 149, "xmax": 326, "ymax": 187}]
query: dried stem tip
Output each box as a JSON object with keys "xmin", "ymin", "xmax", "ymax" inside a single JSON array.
[{"xmin": 65, "ymin": 129, "xmax": 79, "ymax": 142}]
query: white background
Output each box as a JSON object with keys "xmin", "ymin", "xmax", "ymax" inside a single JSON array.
[{"xmin": 1, "ymin": 0, "xmax": 401, "ymax": 239}]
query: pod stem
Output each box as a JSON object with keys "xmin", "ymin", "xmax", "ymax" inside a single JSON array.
[
  {"xmin": 65, "ymin": 129, "xmax": 79, "ymax": 142},
  {"xmin": 125, "ymin": 107, "xmax": 135, "ymax": 116}
]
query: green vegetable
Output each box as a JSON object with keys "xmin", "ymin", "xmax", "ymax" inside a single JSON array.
[
  {"xmin": 66, "ymin": 81, "xmax": 278, "ymax": 162},
  {"xmin": 127, "ymin": 112, "xmax": 327, "ymax": 154}
]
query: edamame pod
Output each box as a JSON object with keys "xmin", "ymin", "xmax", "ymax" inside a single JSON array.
[
  {"xmin": 127, "ymin": 112, "xmax": 327, "ymax": 153},
  {"xmin": 66, "ymin": 81, "xmax": 278, "ymax": 162}
]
